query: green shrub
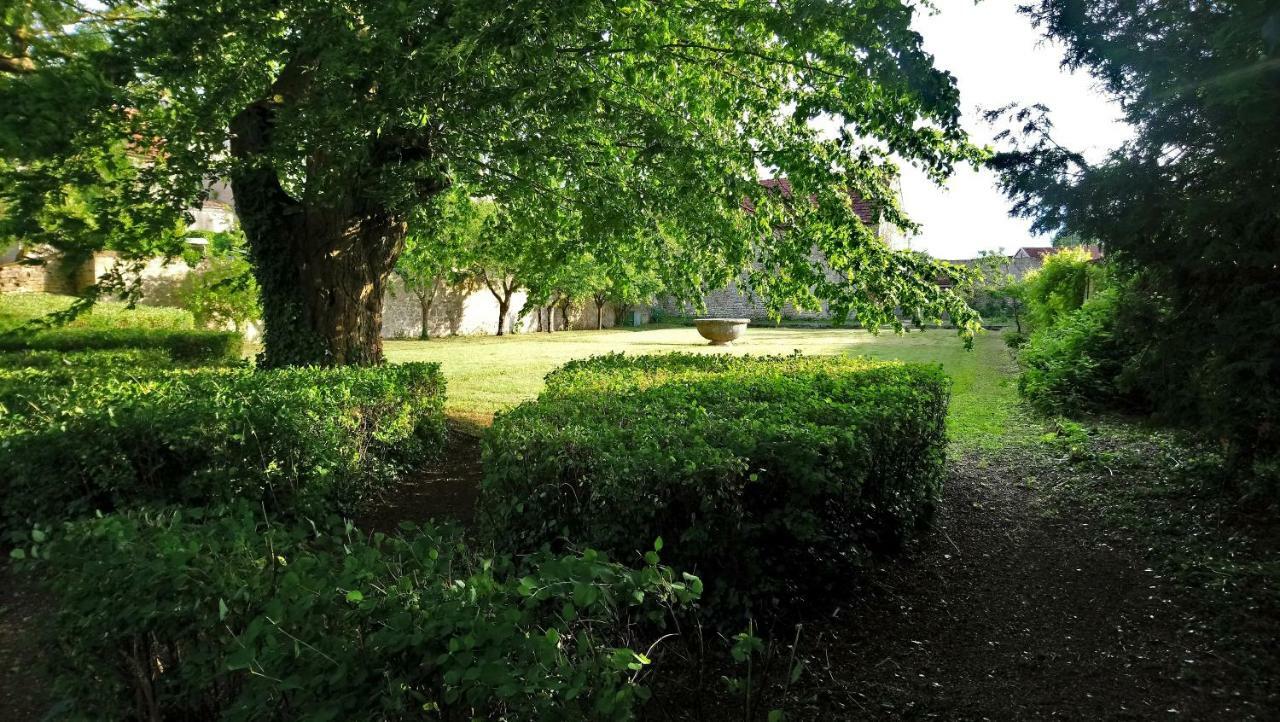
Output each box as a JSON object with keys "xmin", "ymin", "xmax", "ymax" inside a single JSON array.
[
  {"xmin": 1022, "ymin": 247, "xmax": 1099, "ymax": 331},
  {"xmin": 1002, "ymin": 330, "xmax": 1028, "ymax": 349},
  {"xmin": 0, "ymin": 350, "xmax": 186, "ymax": 421},
  {"xmin": 0, "ymin": 363, "xmax": 446, "ymax": 531},
  {"xmin": 481, "ymin": 353, "xmax": 950, "ymax": 618},
  {"xmin": 0, "ymin": 292, "xmax": 194, "ymax": 332},
  {"xmin": 0, "ymin": 348, "xmax": 179, "ymax": 371},
  {"xmin": 18, "ymin": 504, "xmax": 699, "ymax": 721},
  {"xmin": 1017, "ymin": 289, "xmax": 1146, "ymax": 415},
  {"xmin": 0, "ymin": 326, "xmax": 244, "ymax": 364}
]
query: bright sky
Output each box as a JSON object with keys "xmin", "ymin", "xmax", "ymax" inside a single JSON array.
[{"xmin": 894, "ymin": 0, "xmax": 1131, "ymax": 259}]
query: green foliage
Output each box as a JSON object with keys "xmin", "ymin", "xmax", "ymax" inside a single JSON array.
[
  {"xmin": 1017, "ymin": 289, "xmax": 1145, "ymax": 416},
  {"xmin": 0, "ymin": 326, "xmax": 243, "ymax": 364},
  {"xmin": 989, "ymin": 1, "xmax": 1280, "ymax": 476},
  {"xmin": 1002, "ymin": 330, "xmax": 1029, "ymax": 349},
  {"xmin": 0, "ymin": 348, "xmax": 176, "ymax": 371},
  {"xmin": 177, "ymin": 229, "xmax": 261, "ymax": 331},
  {"xmin": 1021, "ymin": 247, "xmax": 1095, "ymax": 331},
  {"xmin": 961, "ymin": 251, "xmax": 1029, "ymax": 331},
  {"xmin": 3, "ymin": 0, "xmax": 984, "ymax": 364},
  {"xmin": 0, "ymin": 292, "xmax": 194, "ymax": 332},
  {"xmin": 0, "ymin": 363, "xmax": 446, "ymax": 532},
  {"xmin": 480, "ymin": 353, "xmax": 950, "ymax": 619},
  {"xmin": 395, "ymin": 188, "xmax": 484, "ymax": 338},
  {"xmin": 20, "ymin": 503, "xmax": 699, "ymax": 721}
]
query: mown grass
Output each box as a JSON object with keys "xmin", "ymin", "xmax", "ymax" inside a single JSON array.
[{"xmin": 386, "ymin": 324, "xmax": 1026, "ymax": 449}]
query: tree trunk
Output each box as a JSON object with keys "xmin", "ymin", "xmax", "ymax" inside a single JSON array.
[
  {"xmin": 559, "ymin": 299, "xmax": 572, "ymax": 331},
  {"xmin": 418, "ymin": 294, "xmax": 432, "ymax": 340},
  {"xmin": 594, "ymin": 294, "xmax": 606, "ymax": 330},
  {"xmin": 231, "ymin": 102, "xmax": 413, "ymax": 367},
  {"xmin": 496, "ymin": 296, "xmax": 511, "ymax": 336}
]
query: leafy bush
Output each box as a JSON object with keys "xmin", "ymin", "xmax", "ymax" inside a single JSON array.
[
  {"xmin": 0, "ymin": 363, "xmax": 446, "ymax": 531},
  {"xmin": 19, "ymin": 504, "xmax": 699, "ymax": 721},
  {"xmin": 0, "ymin": 292, "xmax": 194, "ymax": 332},
  {"xmin": 0, "ymin": 348, "xmax": 179, "ymax": 371},
  {"xmin": 176, "ymin": 229, "xmax": 262, "ymax": 331},
  {"xmin": 1022, "ymin": 247, "xmax": 1098, "ymax": 331},
  {"xmin": 481, "ymin": 353, "xmax": 950, "ymax": 618},
  {"xmin": 1017, "ymin": 289, "xmax": 1146, "ymax": 415},
  {"xmin": 0, "ymin": 326, "xmax": 244, "ymax": 364},
  {"xmin": 1002, "ymin": 329, "xmax": 1028, "ymax": 349},
  {"xmin": 0, "ymin": 349, "xmax": 202, "ymax": 422}
]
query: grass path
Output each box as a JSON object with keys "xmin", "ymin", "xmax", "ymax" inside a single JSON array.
[{"xmin": 387, "ymin": 325, "xmax": 1026, "ymax": 448}]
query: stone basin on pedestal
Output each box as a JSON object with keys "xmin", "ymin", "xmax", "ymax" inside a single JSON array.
[{"xmin": 694, "ymin": 318, "xmax": 749, "ymax": 346}]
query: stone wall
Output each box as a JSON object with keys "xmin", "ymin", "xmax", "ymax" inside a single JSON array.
[
  {"xmin": 0, "ymin": 257, "xmax": 86, "ymax": 295},
  {"xmin": 380, "ymin": 275, "xmax": 626, "ymax": 338}
]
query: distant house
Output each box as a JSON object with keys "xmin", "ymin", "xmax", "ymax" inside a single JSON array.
[{"xmin": 1010, "ymin": 245, "xmax": 1103, "ymax": 279}]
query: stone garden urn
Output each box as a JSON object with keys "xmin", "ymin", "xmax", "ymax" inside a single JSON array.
[{"xmin": 694, "ymin": 318, "xmax": 749, "ymax": 346}]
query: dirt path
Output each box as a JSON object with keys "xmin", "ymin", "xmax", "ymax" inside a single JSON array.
[{"xmin": 751, "ymin": 449, "xmax": 1273, "ymax": 721}]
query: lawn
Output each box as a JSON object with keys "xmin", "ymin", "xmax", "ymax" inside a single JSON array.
[{"xmin": 386, "ymin": 324, "xmax": 1025, "ymax": 448}]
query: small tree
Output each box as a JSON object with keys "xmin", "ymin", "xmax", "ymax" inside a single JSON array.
[
  {"xmin": 467, "ymin": 208, "xmax": 541, "ymax": 337},
  {"xmin": 1023, "ymin": 247, "xmax": 1094, "ymax": 331},
  {"xmin": 967, "ymin": 250, "xmax": 1028, "ymax": 333},
  {"xmin": 177, "ymin": 229, "xmax": 260, "ymax": 332},
  {"xmin": 396, "ymin": 191, "xmax": 484, "ymax": 340}
]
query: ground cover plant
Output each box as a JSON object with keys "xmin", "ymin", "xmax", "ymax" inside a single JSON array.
[
  {"xmin": 481, "ymin": 352, "xmax": 950, "ymax": 619},
  {"xmin": 18, "ymin": 503, "xmax": 699, "ymax": 721},
  {"xmin": 0, "ymin": 362, "xmax": 446, "ymax": 533}
]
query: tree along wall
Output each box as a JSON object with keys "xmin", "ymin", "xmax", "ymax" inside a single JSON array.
[{"xmin": 380, "ymin": 275, "xmax": 622, "ymax": 338}]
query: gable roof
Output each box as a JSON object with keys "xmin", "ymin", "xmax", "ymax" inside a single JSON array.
[{"xmin": 1014, "ymin": 245, "xmax": 1104, "ymax": 260}]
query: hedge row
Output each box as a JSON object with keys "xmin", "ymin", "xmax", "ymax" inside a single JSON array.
[
  {"xmin": 481, "ymin": 352, "xmax": 950, "ymax": 617},
  {"xmin": 0, "ymin": 348, "xmax": 182, "ymax": 370},
  {"xmin": 16, "ymin": 503, "xmax": 698, "ymax": 721},
  {"xmin": 0, "ymin": 327, "xmax": 244, "ymax": 364},
  {"xmin": 0, "ymin": 362, "xmax": 446, "ymax": 532},
  {"xmin": 0, "ymin": 349, "xmax": 237, "ymax": 419},
  {"xmin": 0, "ymin": 292, "xmax": 195, "ymax": 332}
]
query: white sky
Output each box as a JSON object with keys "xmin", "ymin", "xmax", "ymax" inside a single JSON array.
[{"xmin": 894, "ymin": 0, "xmax": 1131, "ymax": 259}]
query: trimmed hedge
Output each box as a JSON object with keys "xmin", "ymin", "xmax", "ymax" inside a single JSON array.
[
  {"xmin": 0, "ymin": 363, "xmax": 446, "ymax": 531},
  {"xmin": 18, "ymin": 504, "xmax": 698, "ymax": 721},
  {"xmin": 0, "ymin": 292, "xmax": 195, "ymax": 332},
  {"xmin": 481, "ymin": 353, "xmax": 950, "ymax": 617},
  {"xmin": 0, "ymin": 327, "xmax": 244, "ymax": 364},
  {"xmin": 0, "ymin": 348, "xmax": 181, "ymax": 371}
]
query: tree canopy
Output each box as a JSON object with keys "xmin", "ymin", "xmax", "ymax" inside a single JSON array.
[
  {"xmin": 3, "ymin": 0, "xmax": 984, "ymax": 364},
  {"xmin": 988, "ymin": 1, "xmax": 1280, "ymax": 474}
]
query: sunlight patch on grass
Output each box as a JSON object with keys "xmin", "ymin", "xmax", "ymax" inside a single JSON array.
[{"xmin": 385, "ymin": 325, "xmax": 1024, "ymax": 448}]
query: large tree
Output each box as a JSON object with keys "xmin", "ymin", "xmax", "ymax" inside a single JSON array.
[
  {"xmin": 3, "ymin": 0, "xmax": 982, "ymax": 366},
  {"xmin": 988, "ymin": 1, "xmax": 1280, "ymax": 471}
]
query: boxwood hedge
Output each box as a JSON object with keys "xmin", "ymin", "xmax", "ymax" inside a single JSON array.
[
  {"xmin": 0, "ymin": 327, "xmax": 244, "ymax": 364},
  {"xmin": 0, "ymin": 362, "xmax": 446, "ymax": 532},
  {"xmin": 18, "ymin": 504, "xmax": 698, "ymax": 721},
  {"xmin": 480, "ymin": 353, "xmax": 950, "ymax": 617}
]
